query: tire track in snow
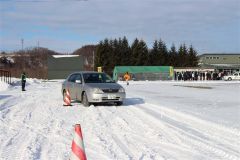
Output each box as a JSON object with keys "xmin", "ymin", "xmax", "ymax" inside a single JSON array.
[
  {"xmin": 0, "ymin": 81, "xmax": 66, "ymax": 160},
  {"xmin": 75, "ymin": 105, "xmax": 135, "ymax": 160},
  {"xmin": 74, "ymin": 106, "xmax": 120, "ymax": 159},
  {"xmin": 1, "ymin": 129, "xmax": 30, "ymax": 160},
  {"xmin": 130, "ymin": 103, "xmax": 240, "ymax": 160},
  {"xmin": 96, "ymin": 106, "xmax": 135, "ymax": 160},
  {"xmin": 0, "ymin": 97, "xmax": 46, "ymax": 160},
  {"xmin": 93, "ymin": 106, "xmax": 177, "ymax": 160},
  {"xmin": 92, "ymin": 106, "xmax": 130, "ymax": 159},
  {"xmin": 114, "ymin": 104, "xmax": 205, "ymax": 159}
]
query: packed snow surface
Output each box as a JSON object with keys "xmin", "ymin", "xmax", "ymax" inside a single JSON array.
[
  {"xmin": 0, "ymin": 81, "xmax": 9, "ymax": 92},
  {"xmin": 0, "ymin": 79, "xmax": 240, "ymax": 160}
]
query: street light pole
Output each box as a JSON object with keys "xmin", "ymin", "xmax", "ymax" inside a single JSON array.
[
  {"xmin": 21, "ymin": 38, "xmax": 24, "ymax": 50},
  {"xmin": 93, "ymin": 50, "xmax": 95, "ymax": 71}
]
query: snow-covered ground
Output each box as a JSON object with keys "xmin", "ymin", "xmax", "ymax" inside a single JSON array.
[{"xmin": 0, "ymin": 79, "xmax": 240, "ymax": 160}]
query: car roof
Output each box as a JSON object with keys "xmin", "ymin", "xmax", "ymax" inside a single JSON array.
[{"xmin": 71, "ymin": 71, "xmax": 103, "ymax": 74}]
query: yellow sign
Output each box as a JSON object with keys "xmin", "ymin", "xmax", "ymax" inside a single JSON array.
[
  {"xmin": 170, "ymin": 66, "xmax": 174, "ymax": 77},
  {"xmin": 97, "ymin": 67, "xmax": 102, "ymax": 72}
]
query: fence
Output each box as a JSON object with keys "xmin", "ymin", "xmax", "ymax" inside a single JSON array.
[{"xmin": 0, "ymin": 69, "xmax": 11, "ymax": 84}]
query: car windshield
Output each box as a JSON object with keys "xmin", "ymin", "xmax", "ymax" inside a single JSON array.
[{"xmin": 83, "ymin": 73, "xmax": 114, "ymax": 83}]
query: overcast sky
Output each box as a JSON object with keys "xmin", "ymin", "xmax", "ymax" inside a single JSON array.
[{"xmin": 0, "ymin": 0, "xmax": 239, "ymax": 54}]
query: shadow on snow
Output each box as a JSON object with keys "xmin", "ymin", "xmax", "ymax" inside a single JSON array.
[{"xmin": 70, "ymin": 97, "xmax": 145, "ymax": 107}]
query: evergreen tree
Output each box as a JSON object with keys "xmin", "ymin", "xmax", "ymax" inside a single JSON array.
[
  {"xmin": 178, "ymin": 44, "xmax": 188, "ymax": 67},
  {"xmin": 112, "ymin": 38, "xmax": 120, "ymax": 66},
  {"xmin": 138, "ymin": 40, "xmax": 149, "ymax": 65},
  {"xmin": 121, "ymin": 36, "xmax": 131, "ymax": 65},
  {"xmin": 168, "ymin": 44, "xmax": 177, "ymax": 66},
  {"xmin": 149, "ymin": 40, "xmax": 159, "ymax": 65},
  {"xmin": 107, "ymin": 39, "xmax": 115, "ymax": 70},
  {"xmin": 102, "ymin": 39, "xmax": 112, "ymax": 68},
  {"xmin": 183, "ymin": 43, "xmax": 188, "ymax": 67},
  {"xmin": 188, "ymin": 45, "xmax": 198, "ymax": 67},
  {"xmin": 131, "ymin": 38, "xmax": 139, "ymax": 65},
  {"xmin": 95, "ymin": 37, "xmax": 199, "ymax": 73},
  {"xmin": 117, "ymin": 37, "xmax": 124, "ymax": 65},
  {"xmin": 131, "ymin": 39, "xmax": 148, "ymax": 65},
  {"xmin": 178, "ymin": 44, "xmax": 184, "ymax": 67},
  {"xmin": 95, "ymin": 40, "xmax": 104, "ymax": 70},
  {"xmin": 158, "ymin": 39, "xmax": 168, "ymax": 65},
  {"xmin": 95, "ymin": 39, "xmax": 113, "ymax": 74}
]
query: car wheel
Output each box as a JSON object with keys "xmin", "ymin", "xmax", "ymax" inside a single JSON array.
[
  {"xmin": 228, "ymin": 77, "xmax": 232, "ymax": 81},
  {"xmin": 82, "ymin": 92, "xmax": 90, "ymax": 107},
  {"xmin": 116, "ymin": 101, "xmax": 123, "ymax": 106}
]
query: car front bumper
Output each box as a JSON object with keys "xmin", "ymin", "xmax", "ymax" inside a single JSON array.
[{"xmin": 88, "ymin": 92, "xmax": 126, "ymax": 103}]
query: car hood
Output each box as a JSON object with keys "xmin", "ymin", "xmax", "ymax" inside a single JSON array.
[{"xmin": 84, "ymin": 83, "xmax": 122, "ymax": 89}]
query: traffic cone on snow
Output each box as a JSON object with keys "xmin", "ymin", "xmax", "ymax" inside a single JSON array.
[
  {"xmin": 63, "ymin": 89, "xmax": 72, "ymax": 106},
  {"xmin": 70, "ymin": 124, "xmax": 87, "ymax": 160}
]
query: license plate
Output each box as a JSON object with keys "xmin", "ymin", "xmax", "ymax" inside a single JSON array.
[{"xmin": 108, "ymin": 94, "xmax": 116, "ymax": 99}]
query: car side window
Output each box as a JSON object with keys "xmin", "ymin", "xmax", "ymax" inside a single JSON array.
[
  {"xmin": 75, "ymin": 74, "xmax": 82, "ymax": 82},
  {"xmin": 68, "ymin": 74, "xmax": 77, "ymax": 82}
]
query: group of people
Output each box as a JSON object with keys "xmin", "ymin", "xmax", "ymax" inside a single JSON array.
[
  {"xmin": 175, "ymin": 71, "xmax": 224, "ymax": 81},
  {"xmin": 20, "ymin": 70, "xmax": 227, "ymax": 91}
]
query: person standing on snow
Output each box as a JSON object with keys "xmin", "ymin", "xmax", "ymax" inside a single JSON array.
[
  {"xmin": 124, "ymin": 72, "xmax": 130, "ymax": 85},
  {"xmin": 21, "ymin": 72, "xmax": 27, "ymax": 91}
]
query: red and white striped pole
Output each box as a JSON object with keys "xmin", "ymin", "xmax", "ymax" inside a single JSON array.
[{"xmin": 70, "ymin": 124, "xmax": 87, "ymax": 160}]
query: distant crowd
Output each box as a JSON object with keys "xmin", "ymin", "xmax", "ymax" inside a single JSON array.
[{"xmin": 174, "ymin": 71, "xmax": 225, "ymax": 81}]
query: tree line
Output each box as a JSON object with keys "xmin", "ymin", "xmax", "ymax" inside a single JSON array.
[
  {"xmin": 0, "ymin": 47, "xmax": 58, "ymax": 78},
  {"xmin": 94, "ymin": 37, "xmax": 198, "ymax": 75}
]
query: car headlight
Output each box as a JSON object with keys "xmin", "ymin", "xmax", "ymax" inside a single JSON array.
[
  {"xmin": 118, "ymin": 87, "xmax": 125, "ymax": 93},
  {"xmin": 93, "ymin": 88, "xmax": 104, "ymax": 94}
]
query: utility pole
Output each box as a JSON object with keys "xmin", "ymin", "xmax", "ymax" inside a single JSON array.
[
  {"xmin": 37, "ymin": 41, "xmax": 39, "ymax": 53},
  {"xmin": 37, "ymin": 41, "xmax": 39, "ymax": 49},
  {"xmin": 21, "ymin": 38, "xmax": 24, "ymax": 50},
  {"xmin": 93, "ymin": 50, "xmax": 95, "ymax": 71}
]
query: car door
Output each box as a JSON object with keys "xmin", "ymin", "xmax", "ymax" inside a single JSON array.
[
  {"xmin": 232, "ymin": 73, "xmax": 238, "ymax": 80},
  {"xmin": 237, "ymin": 73, "xmax": 240, "ymax": 80},
  {"xmin": 67, "ymin": 74, "xmax": 77, "ymax": 100},
  {"xmin": 74, "ymin": 73, "xmax": 83, "ymax": 101}
]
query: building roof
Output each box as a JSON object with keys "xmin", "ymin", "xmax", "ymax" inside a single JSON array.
[
  {"xmin": 199, "ymin": 53, "xmax": 240, "ymax": 57},
  {"xmin": 113, "ymin": 66, "xmax": 172, "ymax": 74}
]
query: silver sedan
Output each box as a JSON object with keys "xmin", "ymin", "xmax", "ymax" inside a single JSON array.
[{"xmin": 62, "ymin": 71, "xmax": 126, "ymax": 106}]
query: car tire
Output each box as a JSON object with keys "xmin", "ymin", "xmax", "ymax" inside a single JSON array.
[
  {"xmin": 116, "ymin": 101, "xmax": 123, "ymax": 106},
  {"xmin": 82, "ymin": 92, "xmax": 90, "ymax": 107},
  {"xmin": 228, "ymin": 77, "xmax": 232, "ymax": 81}
]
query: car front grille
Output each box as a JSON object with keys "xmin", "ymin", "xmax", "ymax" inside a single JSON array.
[
  {"xmin": 102, "ymin": 97, "xmax": 120, "ymax": 101},
  {"xmin": 102, "ymin": 89, "xmax": 119, "ymax": 93}
]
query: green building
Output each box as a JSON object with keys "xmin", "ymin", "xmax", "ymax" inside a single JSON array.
[
  {"xmin": 198, "ymin": 53, "xmax": 240, "ymax": 74},
  {"xmin": 113, "ymin": 66, "xmax": 174, "ymax": 81},
  {"xmin": 47, "ymin": 55, "xmax": 84, "ymax": 79}
]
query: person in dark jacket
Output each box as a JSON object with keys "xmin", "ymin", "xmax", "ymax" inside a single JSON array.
[{"xmin": 21, "ymin": 72, "xmax": 26, "ymax": 91}]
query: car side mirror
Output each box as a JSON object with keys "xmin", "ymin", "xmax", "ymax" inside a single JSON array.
[{"xmin": 75, "ymin": 80, "xmax": 82, "ymax": 84}]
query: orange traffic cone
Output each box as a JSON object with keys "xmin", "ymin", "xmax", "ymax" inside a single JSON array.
[
  {"xmin": 63, "ymin": 89, "xmax": 72, "ymax": 106},
  {"xmin": 70, "ymin": 124, "xmax": 87, "ymax": 160}
]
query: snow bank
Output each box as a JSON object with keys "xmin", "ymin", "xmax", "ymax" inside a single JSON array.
[{"xmin": 0, "ymin": 81, "xmax": 9, "ymax": 91}]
